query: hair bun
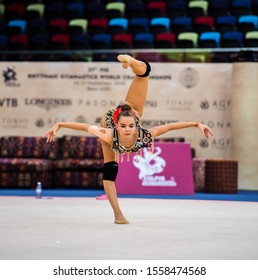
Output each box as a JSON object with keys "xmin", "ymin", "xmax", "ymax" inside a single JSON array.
[{"xmin": 121, "ymin": 104, "xmax": 131, "ymax": 111}]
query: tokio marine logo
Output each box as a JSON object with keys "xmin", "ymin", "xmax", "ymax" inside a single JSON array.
[{"xmin": 132, "ymin": 147, "xmax": 177, "ymax": 187}]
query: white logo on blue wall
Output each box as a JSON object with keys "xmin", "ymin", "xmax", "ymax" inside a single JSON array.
[{"xmin": 133, "ymin": 147, "xmax": 177, "ymax": 187}]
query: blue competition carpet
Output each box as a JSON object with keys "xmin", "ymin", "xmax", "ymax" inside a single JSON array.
[{"xmin": 0, "ymin": 189, "xmax": 258, "ymax": 202}]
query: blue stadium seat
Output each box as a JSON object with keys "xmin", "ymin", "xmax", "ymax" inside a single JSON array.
[
  {"xmin": 0, "ymin": 35, "xmax": 8, "ymax": 50},
  {"xmin": 107, "ymin": 18, "xmax": 128, "ymax": 35},
  {"xmin": 237, "ymin": 15, "xmax": 258, "ymax": 33},
  {"xmin": 149, "ymin": 17, "xmax": 170, "ymax": 34},
  {"xmin": 125, "ymin": 2, "xmax": 146, "ymax": 19},
  {"xmin": 66, "ymin": 3, "xmax": 85, "ymax": 20},
  {"xmin": 133, "ymin": 33, "xmax": 154, "ymax": 48},
  {"xmin": 7, "ymin": 19, "xmax": 26, "ymax": 35},
  {"xmin": 29, "ymin": 34, "xmax": 49, "ymax": 50},
  {"xmin": 215, "ymin": 15, "xmax": 237, "ymax": 33},
  {"xmin": 198, "ymin": 31, "xmax": 221, "ymax": 47},
  {"xmin": 91, "ymin": 33, "xmax": 112, "ymax": 49},
  {"xmin": 70, "ymin": 34, "xmax": 91, "ymax": 50},
  {"xmin": 128, "ymin": 18, "xmax": 149, "ymax": 35},
  {"xmin": 171, "ymin": 17, "xmax": 192, "ymax": 34},
  {"xmin": 220, "ymin": 31, "xmax": 244, "ymax": 47}
]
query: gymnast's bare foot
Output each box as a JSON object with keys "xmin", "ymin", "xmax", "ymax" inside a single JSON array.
[
  {"xmin": 114, "ymin": 218, "xmax": 129, "ymax": 224},
  {"xmin": 117, "ymin": 54, "xmax": 147, "ymax": 76}
]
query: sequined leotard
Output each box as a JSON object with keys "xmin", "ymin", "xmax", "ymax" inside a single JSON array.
[{"xmin": 104, "ymin": 107, "xmax": 153, "ymax": 161}]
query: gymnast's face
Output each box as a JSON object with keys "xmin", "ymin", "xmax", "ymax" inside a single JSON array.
[{"xmin": 116, "ymin": 116, "xmax": 136, "ymax": 139}]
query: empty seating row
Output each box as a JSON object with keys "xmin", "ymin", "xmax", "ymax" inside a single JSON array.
[
  {"xmin": 1, "ymin": 15, "xmax": 258, "ymax": 37},
  {"xmin": 1, "ymin": 0, "xmax": 258, "ymax": 23},
  {"xmin": 1, "ymin": 30, "xmax": 257, "ymax": 51}
]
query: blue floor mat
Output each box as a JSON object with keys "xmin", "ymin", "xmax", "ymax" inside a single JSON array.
[{"xmin": 0, "ymin": 189, "xmax": 258, "ymax": 202}]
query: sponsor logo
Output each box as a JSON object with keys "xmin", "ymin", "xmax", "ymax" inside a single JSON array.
[
  {"xmin": 0, "ymin": 98, "xmax": 18, "ymax": 107},
  {"xmin": 25, "ymin": 98, "xmax": 72, "ymax": 111},
  {"xmin": 35, "ymin": 118, "xmax": 45, "ymax": 128},
  {"xmin": 179, "ymin": 67, "xmax": 199, "ymax": 88},
  {"xmin": 1, "ymin": 117, "xmax": 29, "ymax": 129},
  {"xmin": 200, "ymin": 100, "xmax": 209, "ymax": 110},
  {"xmin": 133, "ymin": 147, "xmax": 177, "ymax": 187},
  {"xmin": 199, "ymin": 138, "xmax": 231, "ymax": 149},
  {"xmin": 166, "ymin": 99, "xmax": 193, "ymax": 111},
  {"xmin": 2, "ymin": 66, "xmax": 21, "ymax": 87},
  {"xmin": 200, "ymin": 99, "xmax": 231, "ymax": 111}
]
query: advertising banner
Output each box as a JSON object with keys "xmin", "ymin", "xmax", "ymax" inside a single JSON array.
[{"xmin": 0, "ymin": 62, "xmax": 232, "ymax": 159}]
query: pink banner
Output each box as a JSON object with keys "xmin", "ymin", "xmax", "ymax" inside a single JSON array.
[{"xmin": 116, "ymin": 143, "xmax": 194, "ymax": 195}]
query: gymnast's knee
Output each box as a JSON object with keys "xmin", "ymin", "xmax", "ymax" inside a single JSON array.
[{"xmin": 103, "ymin": 161, "xmax": 118, "ymax": 181}]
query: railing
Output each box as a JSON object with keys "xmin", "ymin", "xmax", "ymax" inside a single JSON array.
[{"xmin": 0, "ymin": 48, "xmax": 258, "ymax": 62}]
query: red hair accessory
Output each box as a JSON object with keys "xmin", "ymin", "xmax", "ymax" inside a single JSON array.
[
  {"xmin": 113, "ymin": 107, "xmax": 136, "ymax": 123},
  {"xmin": 113, "ymin": 107, "xmax": 122, "ymax": 124}
]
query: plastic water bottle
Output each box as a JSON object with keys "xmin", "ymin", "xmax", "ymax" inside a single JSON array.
[{"xmin": 35, "ymin": 182, "xmax": 42, "ymax": 199}]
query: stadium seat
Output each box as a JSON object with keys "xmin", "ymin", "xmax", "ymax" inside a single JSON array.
[
  {"xmin": 154, "ymin": 32, "xmax": 176, "ymax": 48},
  {"xmin": 198, "ymin": 31, "xmax": 221, "ymax": 48},
  {"xmin": 149, "ymin": 17, "xmax": 170, "ymax": 34},
  {"xmin": 68, "ymin": 19, "xmax": 88, "ymax": 36},
  {"xmin": 220, "ymin": 31, "xmax": 244, "ymax": 47},
  {"xmin": 29, "ymin": 34, "xmax": 49, "ymax": 50},
  {"xmin": 111, "ymin": 33, "xmax": 133, "ymax": 49},
  {"xmin": 8, "ymin": 34, "xmax": 29, "ymax": 50},
  {"xmin": 193, "ymin": 16, "xmax": 215, "ymax": 34},
  {"xmin": 0, "ymin": 34, "xmax": 8, "ymax": 50},
  {"xmin": 215, "ymin": 15, "xmax": 237, "ymax": 34},
  {"xmin": 27, "ymin": 18, "xmax": 48, "ymax": 36},
  {"xmin": 146, "ymin": 1, "xmax": 166, "ymax": 19},
  {"xmin": 107, "ymin": 18, "xmax": 128, "ymax": 35},
  {"xmin": 133, "ymin": 33, "xmax": 154, "ymax": 48},
  {"xmin": 88, "ymin": 18, "xmax": 108, "ymax": 35},
  {"xmin": 91, "ymin": 33, "xmax": 112, "ymax": 49},
  {"xmin": 7, "ymin": 19, "xmax": 26, "ymax": 35},
  {"xmin": 170, "ymin": 17, "xmax": 192, "ymax": 35},
  {"xmin": 5, "ymin": 4, "xmax": 25, "ymax": 20},
  {"xmin": 243, "ymin": 30, "xmax": 258, "ymax": 47},
  {"xmin": 176, "ymin": 32, "xmax": 199, "ymax": 48},
  {"xmin": 65, "ymin": 3, "xmax": 85, "ymax": 20},
  {"xmin": 70, "ymin": 34, "xmax": 91, "ymax": 50},
  {"xmin": 125, "ymin": 2, "xmax": 146, "ymax": 19},
  {"xmin": 237, "ymin": 15, "xmax": 258, "ymax": 34},
  {"xmin": 48, "ymin": 19, "xmax": 68, "ymax": 36},
  {"xmin": 45, "ymin": 3, "xmax": 65, "ymax": 21},
  {"xmin": 25, "ymin": 3, "xmax": 45, "ymax": 20},
  {"xmin": 0, "ymin": 4, "xmax": 5, "ymax": 19},
  {"xmin": 105, "ymin": 2, "xmax": 125, "ymax": 19},
  {"xmin": 230, "ymin": 0, "xmax": 252, "ymax": 17},
  {"xmin": 187, "ymin": 0, "xmax": 209, "ymax": 19},
  {"xmin": 128, "ymin": 18, "xmax": 149, "ymax": 35},
  {"xmin": 166, "ymin": 1, "xmax": 186, "ymax": 19},
  {"xmin": 49, "ymin": 34, "xmax": 70, "ymax": 50},
  {"xmin": 208, "ymin": 1, "xmax": 230, "ymax": 18},
  {"xmin": 85, "ymin": 2, "xmax": 105, "ymax": 20}
]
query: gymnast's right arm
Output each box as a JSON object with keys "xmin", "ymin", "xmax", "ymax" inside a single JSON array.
[{"xmin": 43, "ymin": 122, "xmax": 112, "ymax": 143}]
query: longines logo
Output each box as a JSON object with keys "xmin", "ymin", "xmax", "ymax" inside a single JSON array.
[
  {"xmin": 25, "ymin": 98, "xmax": 72, "ymax": 111},
  {"xmin": 179, "ymin": 67, "xmax": 199, "ymax": 88},
  {"xmin": 2, "ymin": 66, "xmax": 21, "ymax": 87}
]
